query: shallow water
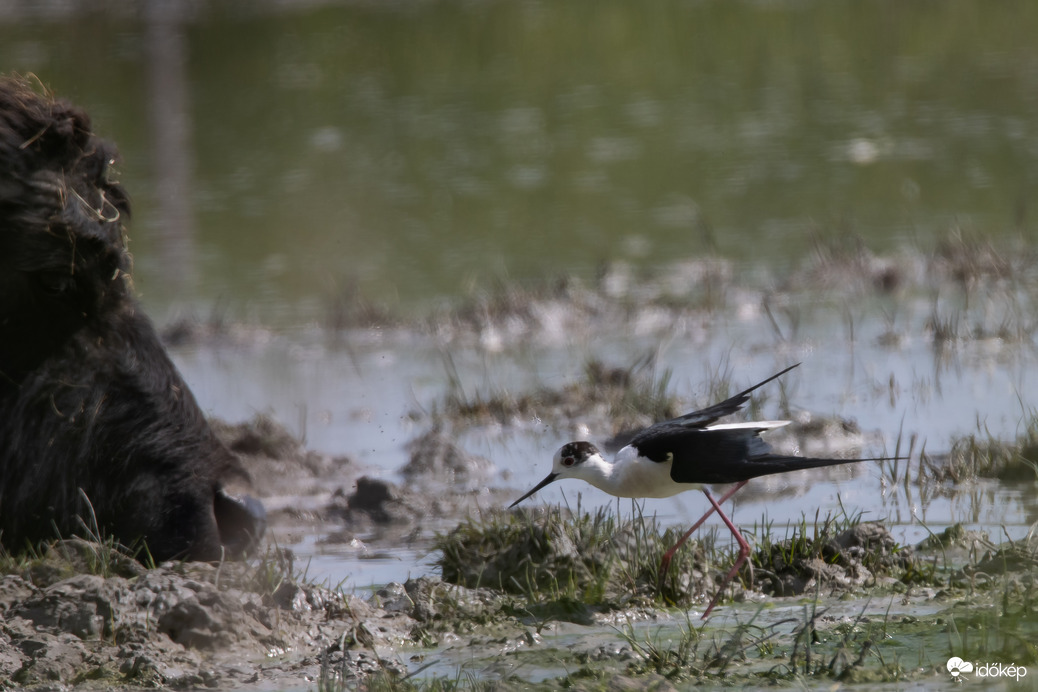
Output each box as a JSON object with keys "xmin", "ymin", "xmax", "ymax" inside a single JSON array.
[{"xmin": 169, "ymin": 298, "xmax": 1038, "ymax": 591}]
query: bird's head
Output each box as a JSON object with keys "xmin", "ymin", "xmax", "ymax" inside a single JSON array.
[{"xmin": 509, "ymin": 440, "xmax": 603, "ymax": 507}]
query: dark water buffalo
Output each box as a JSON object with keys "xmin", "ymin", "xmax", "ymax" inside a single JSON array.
[{"xmin": 0, "ymin": 76, "xmax": 264, "ymax": 562}]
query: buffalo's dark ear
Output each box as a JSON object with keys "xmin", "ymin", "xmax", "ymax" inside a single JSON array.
[{"xmin": 213, "ymin": 489, "xmax": 266, "ymax": 557}]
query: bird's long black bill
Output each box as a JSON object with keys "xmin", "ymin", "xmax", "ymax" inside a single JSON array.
[{"xmin": 509, "ymin": 472, "xmax": 558, "ymax": 508}]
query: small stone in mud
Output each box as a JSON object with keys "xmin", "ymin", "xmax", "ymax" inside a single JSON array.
[
  {"xmin": 317, "ymin": 529, "xmax": 368, "ymax": 550},
  {"xmin": 272, "ymin": 581, "xmax": 326, "ymax": 612},
  {"xmin": 372, "ymin": 582, "xmax": 413, "ymax": 613},
  {"xmin": 401, "ymin": 576, "xmax": 509, "ymax": 628}
]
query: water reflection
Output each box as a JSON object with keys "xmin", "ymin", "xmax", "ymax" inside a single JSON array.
[
  {"xmin": 145, "ymin": 0, "xmax": 196, "ymax": 294},
  {"xmin": 2, "ymin": 1, "xmax": 1036, "ymax": 320}
]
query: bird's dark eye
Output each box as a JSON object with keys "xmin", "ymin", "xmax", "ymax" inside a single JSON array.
[{"xmin": 562, "ymin": 456, "xmax": 575, "ymax": 467}]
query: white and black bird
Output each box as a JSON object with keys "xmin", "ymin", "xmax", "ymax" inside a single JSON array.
[{"xmin": 510, "ymin": 363, "xmax": 878, "ymax": 618}]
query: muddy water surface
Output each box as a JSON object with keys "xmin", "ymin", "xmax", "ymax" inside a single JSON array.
[{"xmin": 169, "ymin": 272, "xmax": 1038, "ymax": 595}]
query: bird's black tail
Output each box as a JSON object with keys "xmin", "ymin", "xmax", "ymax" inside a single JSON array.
[{"xmin": 706, "ymin": 454, "xmax": 887, "ymax": 484}]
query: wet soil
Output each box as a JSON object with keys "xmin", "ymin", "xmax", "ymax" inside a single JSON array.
[
  {"xmin": 6, "ymin": 238, "xmax": 1038, "ymax": 688},
  {"xmin": 3, "ymin": 513, "xmax": 1035, "ymax": 689}
]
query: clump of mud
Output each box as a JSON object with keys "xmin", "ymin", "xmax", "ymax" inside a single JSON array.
[
  {"xmin": 754, "ymin": 522, "xmax": 919, "ymax": 597},
  {"xmin": 212, "ymin": 414, "xmax": 352, "ymax": 498},
  {"xmin": 0, "ymin": 540, "xmax": 490, "ymax": 689},
  {"xmin": 330, "ymin": 476, "xmax": 430, "ymax": 528}
]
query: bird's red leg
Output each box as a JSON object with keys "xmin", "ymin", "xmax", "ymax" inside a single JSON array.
[
  {"xmin": 658, "ymin": 481, "xmax": 749, "ymax": 578},
  {"xmin": 700, "ymin": 486, "xmax": 753, "ymax": 619}
]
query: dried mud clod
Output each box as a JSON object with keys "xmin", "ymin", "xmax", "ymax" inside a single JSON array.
[
  {"xmin": 1, "ymin": 555, "xmax": 269, "ymax": 685},
  {"xmin": 967, "ymin": 542, "xmax": 1038, "ymax": 576},
  {"xmin": 371, "ymin": 576, "xmax": 506, "ymax": 631},
  {"xmin": 914, "ymin": 523, "xmax": 990, "ymax": 553},
  {"xmin": 328, "ymin": 475, "xmax": 461, "ymax": 535},
  {"xmin": 955, "ymin": 531, "xmax": 1038, "ymax": 584},
  {"xmin": 0, "ymin": 541, "xmax": 416, "ymax": 689}
]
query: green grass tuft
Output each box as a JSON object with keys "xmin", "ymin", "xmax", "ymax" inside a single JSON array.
[{"xmin": 435, "ymin": 502, "xmax": 714, "ymax": 617}]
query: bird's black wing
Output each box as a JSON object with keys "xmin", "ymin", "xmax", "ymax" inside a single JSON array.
[
  {"xmin": 665, "ymin": 363, "xmax": 800, "ymax": 429},
  {"xmin": 617, "ymin": 363, "xmax": 800, "ymax": 451},
  {"xmin": 632, "ymin": 425, "xmax": 862, "ymax": 485}
]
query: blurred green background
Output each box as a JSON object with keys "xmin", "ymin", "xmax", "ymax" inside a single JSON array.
[{"xmin": 3, "ymin": 0, "xmax": 1036, "ymax": 322}]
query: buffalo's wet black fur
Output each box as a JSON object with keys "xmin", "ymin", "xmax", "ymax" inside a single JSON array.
[{"xmin": 0, "ymin": 76, "xmax": 265, "ymax": 562}]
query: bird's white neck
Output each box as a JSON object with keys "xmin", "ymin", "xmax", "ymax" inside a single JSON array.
[{"xmin": 569, "ymin": 451, "xmax": 623, "ymax": 494}]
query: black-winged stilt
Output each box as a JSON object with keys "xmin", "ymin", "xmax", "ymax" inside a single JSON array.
[{"xmin": 510, "ymin": 363, "xmax": 877, "ymax": 618}]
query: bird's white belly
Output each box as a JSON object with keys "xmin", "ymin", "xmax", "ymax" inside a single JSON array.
[{"xmin": 609, "ymin": 449, "xmax": 700, "ymax": 499}]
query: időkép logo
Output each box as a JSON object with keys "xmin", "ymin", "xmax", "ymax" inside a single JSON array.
[{"xmin": 947, "ymin": 657, "xmax": 1027, "ymax": 682}]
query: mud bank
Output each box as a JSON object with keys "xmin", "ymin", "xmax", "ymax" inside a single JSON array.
[
  {"xmin": 1, "ymin": 405, "xmax": 1033, "ymax": 690},
  {"xmin": 3, "ymin": 514, "xmax": 1036, "ymax": 690},
  {"xmin": 0, "ymin": 538, "xmax": 506, "ymax": 689}
]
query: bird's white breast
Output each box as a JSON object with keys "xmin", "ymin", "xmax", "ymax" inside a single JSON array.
[{"xmin": 607, "ymin": 445, "xmax": 698, "ymax": 498}]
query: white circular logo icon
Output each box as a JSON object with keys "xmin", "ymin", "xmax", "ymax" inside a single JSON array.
[{"xmin": 947, "ymin": 657, "xmax": 974, "ymax": 677}]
